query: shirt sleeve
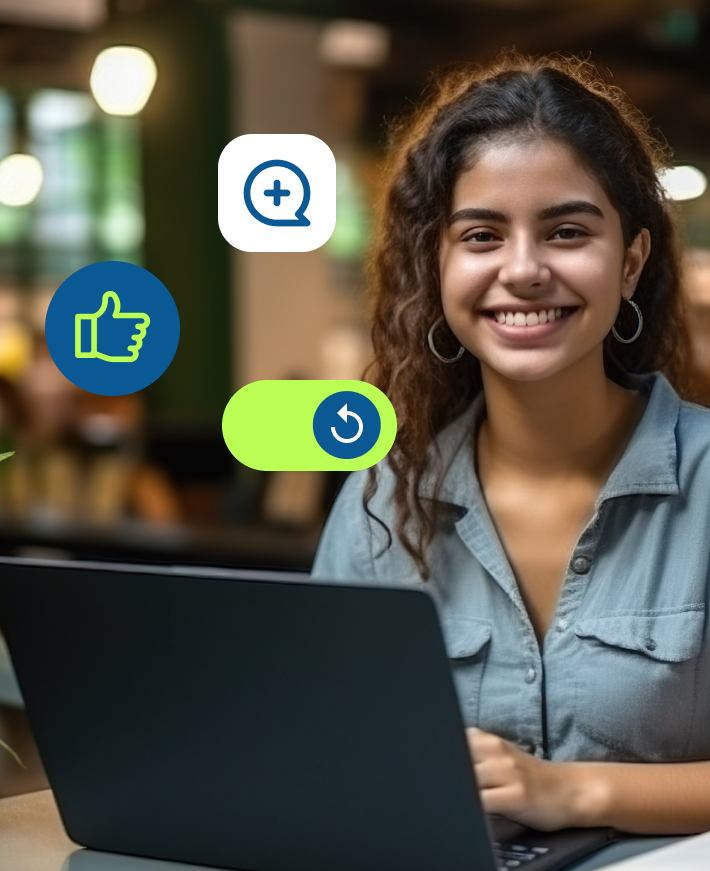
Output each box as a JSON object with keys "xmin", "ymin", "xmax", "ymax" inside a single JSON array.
[{"xmin": 310, "ymin": 469, "xmax": 377, "ymax": 583}]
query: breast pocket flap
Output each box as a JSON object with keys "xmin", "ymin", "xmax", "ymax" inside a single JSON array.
[
  {"xmin": 440, "ymin": 617, "xmax": 492, "ymax": 660},
  {"xmin": 574, "ymin": 607, "xmax": 705, "ymax": 662}
]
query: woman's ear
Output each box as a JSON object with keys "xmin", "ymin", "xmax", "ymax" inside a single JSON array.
[{"xmin": 622, "ymin": 228, "xmax": 652, "ymax": 300}]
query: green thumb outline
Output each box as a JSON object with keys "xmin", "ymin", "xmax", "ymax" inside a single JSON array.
[{"xmin": 75, "ymin": 290, "xmax": 150, "ymax": 363}]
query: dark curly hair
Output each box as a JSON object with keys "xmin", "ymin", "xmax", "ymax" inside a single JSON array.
[{"xmin": 361, "ymin": 48, "xmax": 697, "ymax": 580}]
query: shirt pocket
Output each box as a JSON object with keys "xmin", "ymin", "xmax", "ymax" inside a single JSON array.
[
  {"xmin": 572, "ymin": 606, "xmax": 705, "ymax": 760},
  {"xmin": 440, "ymin": 617, "xmax": 492, "ymax": 729}
]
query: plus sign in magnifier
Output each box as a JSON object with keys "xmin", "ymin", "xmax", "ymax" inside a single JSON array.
[
  {"xmin": 218, "ymin": 134, "xmax": 336, "ymax": 252},
  {"xmin": 244, "ymin": 160, "xmax": 311, "ymax": 227}
]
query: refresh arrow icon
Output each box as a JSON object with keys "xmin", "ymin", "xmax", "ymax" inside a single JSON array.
[
  {"xmin": 313, "ymin": 390, "xmax": 382, "ymax": 460},
  {"xmin": 331, "ymin": 404, "xmax": 363, "ymax": 443}
]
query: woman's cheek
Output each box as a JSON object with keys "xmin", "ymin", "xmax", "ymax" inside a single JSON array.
[{"xmin": 441, "ymin": 257, "xmax": 488, "ymax": 317}]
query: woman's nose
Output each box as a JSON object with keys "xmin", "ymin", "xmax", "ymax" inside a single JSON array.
[{"xmin": 497, "ymin": 237, "xmax": 551, "ymax": 289}]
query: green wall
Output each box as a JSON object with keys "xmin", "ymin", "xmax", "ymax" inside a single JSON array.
[{"xmin": 104, "ymin": 0, "xmax": 232, "ymax": 427}]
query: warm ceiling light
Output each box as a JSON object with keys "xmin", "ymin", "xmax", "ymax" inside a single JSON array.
[
  {"xmin": 319, "ymin": 20, "xmax": 390, "ymax": 69},
  {"xmin": 0, "ymin": 154, "xmax": 43, "ymax": 207},
  {"xmin": 658, "ymin": 165, "xmax": 707, "ymax": 201},
  {"xmin": 90, "ymin": 45, "xmax": 157, "ymax": 116}
]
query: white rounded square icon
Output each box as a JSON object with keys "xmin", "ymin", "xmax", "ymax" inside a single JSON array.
[{"xmin": 218, "ymin": 134, "xmax": 336, "ymax": 252}]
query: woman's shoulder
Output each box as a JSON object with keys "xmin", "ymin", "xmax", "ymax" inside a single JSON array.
[
  {"xmin": 640, "ymin": 370, "xmax": 710, "ymax": 474},
  {"xmin": 331, "ymin": 461, "xmax": 398, "ymax": 524},
  {"xmin": 670, "ymin": 392, "xmax": 710, "ymax": 501},
  {"xmin": 310, "ymin": 398, "xmax": 480, "ymax": 582},
  {"xmin": 678, "ymin": 395, "xmax": 710, "ymax": 427},
  {"xmin": 309, "ymin": 465, "xmax": 395, "ymax": 581},
  {"xmin": 677, "ymin": 395, "xmax": 710, "ymax": 457},
  {"xmin": 323, "ymin": 395, "xmax": 480, "ymax": 521}
]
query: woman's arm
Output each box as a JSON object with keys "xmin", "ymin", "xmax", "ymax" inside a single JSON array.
[{"xmin": 468, "ymin": 728, "xmax": 710, "ymax": 834}]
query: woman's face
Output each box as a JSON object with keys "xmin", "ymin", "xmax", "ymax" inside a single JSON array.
[{"xmin": 438, "ymin": 137, "xmax": 651, "ymax": 383}]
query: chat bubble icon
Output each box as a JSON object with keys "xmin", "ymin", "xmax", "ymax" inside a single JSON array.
[
  {"xmin": 218, "ymin": 134, "xmax": 335, "ymax": 252},
  {"xmin": 244, "ymin": 159, "xmax": 311, "ymax": 227}
]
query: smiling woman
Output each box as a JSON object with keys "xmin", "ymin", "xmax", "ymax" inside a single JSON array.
[
  {"xmin": 353, "ymin": 50, "xmax": 694, "ymax": 584},
  {"xmin": 311, "ymin": 49, "xmax": 710, "ymax": 836}
]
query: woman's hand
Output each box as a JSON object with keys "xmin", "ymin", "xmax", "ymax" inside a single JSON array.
[{"xmin": 466, "ymin": 727, "xmax": 600, "ymax": 831}]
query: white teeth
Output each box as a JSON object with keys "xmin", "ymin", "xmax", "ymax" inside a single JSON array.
[{"xmin": 489, "ymin": 306, "xmax": 573, "ymax": 325}]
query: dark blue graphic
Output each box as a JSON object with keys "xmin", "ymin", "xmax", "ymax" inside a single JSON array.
[
  {"xmin": 45, "ymin": 261, "xmax": 180, "ymax": 397},
  {"xmin": 313, "ymin": 391, "xmax": 381, "ymax": 460},
  {"xmin": 243, "ymin": 159, "xmax": 311, "ymax": 227}
]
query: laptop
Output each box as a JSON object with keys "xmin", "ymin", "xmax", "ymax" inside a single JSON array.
[{"xmin": 0, "ymin": 557, "xmax": 616, "ymax": 871}]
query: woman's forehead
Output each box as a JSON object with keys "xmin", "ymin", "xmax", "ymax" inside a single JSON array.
[{"xmin": 451, "ymin": 137, "xmax": 611, "ymax": 216}]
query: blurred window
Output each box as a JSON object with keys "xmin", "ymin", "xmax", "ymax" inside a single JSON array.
[{"xmin": 0, "ymin": 87, "xmax": 144, "ymax": 281}]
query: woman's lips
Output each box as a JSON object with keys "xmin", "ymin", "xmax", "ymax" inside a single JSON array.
[{"xmin": 480, "ymin": 307, "xmax": 579, "ymax": 341}]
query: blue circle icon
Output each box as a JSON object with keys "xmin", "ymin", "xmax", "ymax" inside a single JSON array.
[
  {"xmin": 313, "ymin": 391, "xmax": 381, "ymax": 460},
  {"xmin": 45, "ymin": 261, "xmax": 180, "ymax": 396}
]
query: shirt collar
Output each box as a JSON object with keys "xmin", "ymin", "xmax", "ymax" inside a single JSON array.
[{"xmin": 420, "ymin": 369, "xmax": 681, "ymax": 513}]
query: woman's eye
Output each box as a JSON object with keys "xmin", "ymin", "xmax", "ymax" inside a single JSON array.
[
  {"xmin": 464, "ymin": 231, "xmax": 497, "ymax": 243},
  {"xmin": 552, "ymin": 227, "xmax": 586, "ymax": 240}
]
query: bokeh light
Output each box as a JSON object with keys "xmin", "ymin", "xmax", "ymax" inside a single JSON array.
[
  {"xmin": 658, "ymin": 164, "xmax": 707, "ymax": 201},
  {"xmin": 0, "ymin": 153, "xmax": 43, "ymax": 207},
  {"xmin": 90, "ymin": 46, "xmax": 157, "ymax": 116}
]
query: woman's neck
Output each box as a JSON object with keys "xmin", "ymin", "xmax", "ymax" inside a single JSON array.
[{"xmin": 477, "ymin": 352, "xmax": 646, "ymax": 480}]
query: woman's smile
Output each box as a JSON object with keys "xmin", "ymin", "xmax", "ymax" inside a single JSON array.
[{"xmin": 479, "ymin": 304, "xmax": 580, "ymax": 342}]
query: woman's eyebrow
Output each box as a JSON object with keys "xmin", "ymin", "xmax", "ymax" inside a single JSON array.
[{"xmin": 448, "ymin": 200, "xmax": 605, "ymax": 225}]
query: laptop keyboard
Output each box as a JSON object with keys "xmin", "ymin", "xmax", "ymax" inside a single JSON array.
[{"xmin": 493, "ymin": 841, "xmax": 550, "ymax": 868}]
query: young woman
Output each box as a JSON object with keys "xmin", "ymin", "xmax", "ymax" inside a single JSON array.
[{"xmin": 310, "ymin": 50, "xmax": 710, "ymax": 835}]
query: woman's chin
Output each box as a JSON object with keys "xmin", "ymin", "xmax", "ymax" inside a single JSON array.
[{"xmin": 479, "ymin": 353, "xmax": 574, "ymax": 384}]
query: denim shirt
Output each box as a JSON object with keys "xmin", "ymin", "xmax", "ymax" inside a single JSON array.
[{"xmin": 310, "ymin": 370, "xmax": 710, "ymax": 764}]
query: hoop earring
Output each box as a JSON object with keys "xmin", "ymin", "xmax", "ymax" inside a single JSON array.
[
  {"xmin": 611, "ymin": 298, "xmax": 643, "ymax": 344},
  {"xmin": 427, "ymin": 315, "xmax": 465, "ymax": 363}
]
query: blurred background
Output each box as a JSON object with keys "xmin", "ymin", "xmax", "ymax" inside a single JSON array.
[{"xmin": 1, "ymin": 0, "xmax": 710, "ymax": 795}]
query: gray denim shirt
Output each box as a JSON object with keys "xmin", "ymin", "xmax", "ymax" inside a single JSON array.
[{"xmin": 310, "ymin": 370, "xmax": 710, "ymax": 764}]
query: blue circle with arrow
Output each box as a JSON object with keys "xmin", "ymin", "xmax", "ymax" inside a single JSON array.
[{"xmin": 313, "ymin": 391, "xmax": 381, "ymax": 459}]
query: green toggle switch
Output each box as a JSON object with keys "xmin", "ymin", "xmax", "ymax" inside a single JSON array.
[{"xmin": 222, "ymin": 380, "xmax": 397, "ymax": 471}]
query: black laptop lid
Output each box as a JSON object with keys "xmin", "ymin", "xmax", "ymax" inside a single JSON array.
[{"xmin": 0, "ymin": 558, "xmax": 497, "ymax": 871}]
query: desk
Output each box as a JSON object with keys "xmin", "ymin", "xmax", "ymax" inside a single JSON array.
[{"xmin": 0, "ymin": 789, "xmax": 684, "ymax": 871}]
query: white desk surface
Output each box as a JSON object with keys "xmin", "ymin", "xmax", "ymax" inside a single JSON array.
[{"xmin": 0, "ymin": 788, "xmax": 685, "ymax": 871}]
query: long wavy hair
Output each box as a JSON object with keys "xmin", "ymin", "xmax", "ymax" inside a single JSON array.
[{"xmin": 361, "ymin": 49, "xmax": 696, "ymax": 580}]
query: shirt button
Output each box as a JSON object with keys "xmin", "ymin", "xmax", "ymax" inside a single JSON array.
[
  {"xmin": 525, "ymin": 668, "xmax": 537, "ymax": 683},
  {"xmin": 570, "ymin": 554, "xmax": 592, "ymax": 574},
  {"xmin": 645, "ymin": 639, "xmax": 657, "ymax": 651}
]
